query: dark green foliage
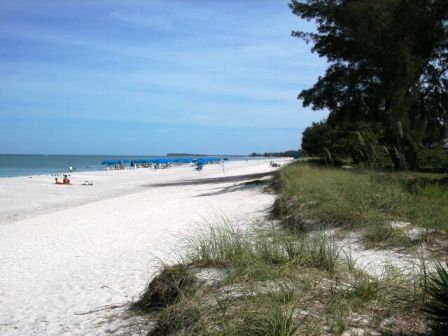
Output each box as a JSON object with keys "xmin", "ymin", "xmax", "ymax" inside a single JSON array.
[
  {"xmin": 291, "ymin": 0, "xmax": 448, "ymax": 170},
  {"xmin": 403, "ymin": 175, "xmax": 448, "ymax": 197},
  {"xmin": 302, "ymin": 120, "xmax": 448, "ymax": 170},
  {"xmin": 371, "ymin": 145, "xmax": 395, "ymax": 169},
  {"xmin": 417, "ymin": 148, "xmax": 448, "ymax": 171},
  {"xmin": 250, "ymin": 150, "xmax": 301, "ymax": 158},
  {"xmin": 301, "ymin": 121, "xmax": 329, "ymax": 157},
  {"xmin": 148, "ymin": 302, "xmax": 201, "ymax": 336},
  {"xmin": 424, "ymin": 263, "xmax": 448, "ymax": 328},
  {"xmin": 137, "ymin": 264, "xmax": 195, "ymax": 311},
  {"xmin": 301, "ymin": 120, "xmax": 395, "ymax": 168}
]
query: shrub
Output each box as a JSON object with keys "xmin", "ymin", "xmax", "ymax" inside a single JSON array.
[
  {"xmin": 137, "ymin": 264, "xmax": 195, "ymax": 311},
  {"xmin": 371, "ymin": 145, "xmax": 394, "ymax": 169},
  {"xmin": 417, "ymin": 148, "xmax": 448, "ymax": 171},
  {"xmin": 424, "ymin": 263, "xmax": 448, "ymax": 329},
  {"xmin": 148, "ymin": 301, "xmax": 201, "ymax": 336}
]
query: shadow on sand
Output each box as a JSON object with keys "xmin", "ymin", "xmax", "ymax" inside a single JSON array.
[{"xmin": 146, "ymin": 171, "xmax": 274, "ymax": 188}]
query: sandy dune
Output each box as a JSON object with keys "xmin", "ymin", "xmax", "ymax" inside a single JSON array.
[{"xmin": 0, "ymin": 159, "xmax": 289, "ymax": 335}]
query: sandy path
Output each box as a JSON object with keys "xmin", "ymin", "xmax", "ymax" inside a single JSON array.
[{"xmin": 0, "ymin": 159, "xmax": 287, "ymax": 335}]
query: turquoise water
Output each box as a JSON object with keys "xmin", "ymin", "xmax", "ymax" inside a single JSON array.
[
  {"xmin": 0, "ymin": 155, "xmax": 158, "ymax": 177},
  {"xmin": 0, "ymin": 154, "xmax": 250, "ymax": 178}
]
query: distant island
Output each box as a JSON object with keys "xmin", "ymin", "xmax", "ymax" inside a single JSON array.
[
  {"xmin": 166, "ymin": 153, "xmax": 246, "ymax": 157},
  {"xmin": 167, "ymin": 152, "xmax": 301, "ymax": 158},
  {"xmin": 249, "ymin": 150, "xmax": 300, "ymax": 158}
]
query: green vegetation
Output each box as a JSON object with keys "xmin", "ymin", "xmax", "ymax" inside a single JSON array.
[
  {"xmin": 417, "ymin": 148, "xmax": 448, "ymax": 171},
  {"xmin": 249, "ymin": 150, "xmax": 301, "ymax": 159},
  {"xmin": 274, "ymin": 163, "xmax": 448, "ymax": 248},
  {"xmin": 301, "ymin": 121, "xmax": 395, "ymax": 169},
  {"xmin": 135, "ymin": 0, "xmax": 448, "ymax": 331},
  {"xmin": 136, "ymin": 221, "xmax": 430, "ymax": 335},
  {"xmin": 186, "ymin": 224, "xmax": 340, "ymax": 274},
  {"xmin": 291, "ymin": 0, "xmax": 448, "ymax": 170},
  {"xmin": 301, "ymin": 121, "xmax": 448, "ymax": 172},
  {"xmin": 133, "ymin": 162, "xmax": 448, "ymax": 334},
  {"xmin": 137, "ymin": 264, "xmax": 196, "ymax": 310},
  {"xmin": 424, "ymin": 263, "xmax": 448, "ymax": 329}
]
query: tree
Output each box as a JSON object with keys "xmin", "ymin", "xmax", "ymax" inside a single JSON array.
[
  {"xmin": 301, "ymin": 120, "xmax": 329, "ymax": 156},
  {"xmin": 302, "ymin": 119, "xmax": 391, "ymax": 167},
  {"xmin": 291, "ymin": 0, "xmax": 448, "ymax": 169}
]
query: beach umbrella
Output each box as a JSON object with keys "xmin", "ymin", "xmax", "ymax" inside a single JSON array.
[
  {"xmin": 101, "ymin": 159, "xmax": 130, "ymax": 165},
  {"xmin": 101, "ymin": 160, "xmax": 119, "ymax": 165}
]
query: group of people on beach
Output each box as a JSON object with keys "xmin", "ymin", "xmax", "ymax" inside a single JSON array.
[
  {"xmin": 55, "ymin": 175, "xmax": 71, "ymax": 185},
  {"xmin": 54, "ymin": 175, "xmax": 94, "ymax": 186},
  {"xmin": 104, "ymin": 163, "xmax": 127, "ymax": 170}
]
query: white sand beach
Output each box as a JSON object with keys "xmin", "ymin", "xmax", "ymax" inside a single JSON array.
[{"xmin": 0, "ymin": 159, "xmax": 290, "ymax": 335}]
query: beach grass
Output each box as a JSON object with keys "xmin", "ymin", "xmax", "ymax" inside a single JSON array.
[
  {"xmin": 135, "ymin": 162, "xmax": 448, "ymax": 335},
  {"xmin": 137, "ymin": 222, "xmax": 431, "ymax": 335},
  {"xmin": 273, "ymin": 162, "xmax": 448, "ymax": 248}
]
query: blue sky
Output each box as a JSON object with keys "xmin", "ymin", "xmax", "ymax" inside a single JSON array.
[{"xmin": 0, "ymin": 0, "xmax": 328, "ymax": 155}]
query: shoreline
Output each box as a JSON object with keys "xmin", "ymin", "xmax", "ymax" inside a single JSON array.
[
  {"xmin": 0, "ymin": 156, "xmax": 266, "ymax": 179},
  {"xmin": 0, "ymin": 159, "xmax": 289, "ymax": 225},
  {"xmin": 0, "ymin": 158, "xmax": 290, "ymax": 336}
]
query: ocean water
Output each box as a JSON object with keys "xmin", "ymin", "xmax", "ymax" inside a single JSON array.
[{"xmin": 0, "ymin": 154, "xmax": 251, "ymax": 178}]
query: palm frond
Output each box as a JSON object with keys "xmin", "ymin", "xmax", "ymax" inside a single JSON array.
[{"xmin": 424, "ymin": 263, "xmax": 448, "ymax": 325}]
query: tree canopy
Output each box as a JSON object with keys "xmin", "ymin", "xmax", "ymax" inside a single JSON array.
[{"xmin": 291, "ymin": 0, "xmax": 448, "ymax": 169}]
